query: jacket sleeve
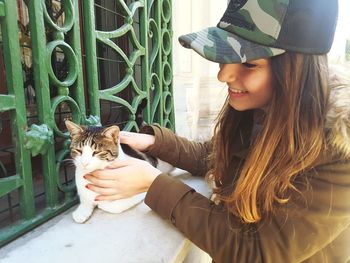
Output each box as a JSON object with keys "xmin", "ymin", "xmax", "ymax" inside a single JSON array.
[
  {"xmin": 145, "ymin": 160, "xmax": 350, "ymax": 263},
  {"xmin": 140, "ymin": 125, "xmax": 212, "ymax": 177}
]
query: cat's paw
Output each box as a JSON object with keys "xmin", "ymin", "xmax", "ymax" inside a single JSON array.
[{"xmin": 72, "ymin": 209, "xmax": 92, "ymax": 223}]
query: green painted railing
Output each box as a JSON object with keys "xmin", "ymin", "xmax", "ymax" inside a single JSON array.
[
  {"xmin": 83, "ymin": 0, "xmax": 175, "ymax": 130},
  {"xmin": 0, "ymin": 0, "xmax": 174, "ymax": 247}
]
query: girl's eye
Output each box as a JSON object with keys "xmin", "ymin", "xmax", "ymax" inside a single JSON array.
[{"xmin": 243, "ymin": 62, "xmax": 257, "ymax": 68}]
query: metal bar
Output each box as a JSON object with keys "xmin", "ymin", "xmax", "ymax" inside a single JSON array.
[
  {"xmin": 0, "ymin": 95, "xmax": 16, "ymax": 111},
  {"xmin": 0, "ymin": 175, "xmax": 22, "ymax": 197},
  {"xmin": 140, "ymin": 0, "xmax": 151, "ymax": 124},
  {"xmin": 0, "ymin": 2, "xmax": 5, "ymax": 17},
  {"xmin": 26, "ymin": 0, "xmax": 59, "ymax": 208},
  {"xmin": 0, "ymin": 198, "xmax": 78, "ymax": 247},
  {"xmin": 155, "ymin": 0, "xmax": 163, "ymax": 125},
  {"xmin": 70, "ymin": 0, "xmax": 87, "ymax": 123},
  {"xmin": 167, "ymin": 1, "xmax": 175, "ymax": 130},
  {"xmin": 148, "ymin": 0, "xmax": 163, "ymax": 125},
  {"xmin": 82, "ymin": 0, "xmax": 100, "ymax": 117},
  {"xmin": 0, "ymin": 0, "xmax": 35, "ymax": 220}
]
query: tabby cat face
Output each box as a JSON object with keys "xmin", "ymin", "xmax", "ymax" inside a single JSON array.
[{"xmin": 65, "ymin": 120, "xmax": 120, "ymax": 171}]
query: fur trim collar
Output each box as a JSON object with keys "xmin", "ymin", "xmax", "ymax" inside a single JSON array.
[{"xmin": 326, "ymin": 84, "xmax": 350, "ymax": 158}]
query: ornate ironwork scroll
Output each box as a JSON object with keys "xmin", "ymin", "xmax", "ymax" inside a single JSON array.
[{"xmin": 0, "ymin": 0, "xmax": 174, "ymax": 247}]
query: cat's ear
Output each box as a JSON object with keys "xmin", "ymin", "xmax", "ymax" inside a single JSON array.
[
  {"xmin": 102, "ymin": 126, "xmax": 120, "ymax": 142},
  {"xmin": 65, "ymin": 120, "xmax": 84, "ymax": 138}
]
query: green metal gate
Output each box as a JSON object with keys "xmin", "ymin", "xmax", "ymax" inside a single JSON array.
[{"xmin": 0, "ymin": 0, "xmax": 174, "ymax": 247}]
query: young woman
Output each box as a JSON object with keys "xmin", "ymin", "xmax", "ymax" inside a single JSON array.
[{"xmin": 84, "ymin": 0, "xmax": 350, "ymax": 262}]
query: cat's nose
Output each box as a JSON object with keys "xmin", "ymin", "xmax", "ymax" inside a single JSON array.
[{"xmin": 81, "ymin": 160, "xmax": 89, "ymax": 167}]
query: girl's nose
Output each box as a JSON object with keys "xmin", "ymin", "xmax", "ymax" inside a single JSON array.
[{"xmin": 217, "ymin": 63, "xmax": 238, "ymax": 83}]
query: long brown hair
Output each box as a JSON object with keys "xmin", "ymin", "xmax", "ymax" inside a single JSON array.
[{"xmin": 209, "ymin": 52, "xmax": 330, "ymax": 223}]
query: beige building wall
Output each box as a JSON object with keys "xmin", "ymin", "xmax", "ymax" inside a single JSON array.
[
  {"xmin": 329, "ymin": 0, "xmax": 350, "ymax": 63},
  {"xmin": 172, "ymin": 0, "xmax": 227, "ymax": 140}
]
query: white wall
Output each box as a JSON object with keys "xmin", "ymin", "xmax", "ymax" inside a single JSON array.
[
  {"xmin": 172, "ymin": 0, "xmax": 227, "ymax": 140},
  {"xmin": 329, "ymin": 0, "xmax": 350, "ymax": 63}
]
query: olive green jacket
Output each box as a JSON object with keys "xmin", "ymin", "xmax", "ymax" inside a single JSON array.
[{"xmin": 142, "ymin": 85, "xmax": 350, "ymax": 263}]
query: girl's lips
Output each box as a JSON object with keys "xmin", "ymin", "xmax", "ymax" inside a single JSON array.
[{"xmin": 228, "ymin": 88, "xmax": 249, "ymax": 98}]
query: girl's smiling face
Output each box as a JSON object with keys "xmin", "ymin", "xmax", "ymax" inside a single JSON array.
[{"xmin": 217, "ymin": 59, "xmax": 274, "ymax": 111}]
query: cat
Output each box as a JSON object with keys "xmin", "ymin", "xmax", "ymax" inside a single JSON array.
[{"xmin": 65, "ymin": 120, "xmax": 173, "ymax": 223}]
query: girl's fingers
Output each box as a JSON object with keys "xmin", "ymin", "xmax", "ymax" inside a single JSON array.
[
  {"xmin": 119, "ymin": 132, "xmax": 155, "ymax": 151},
  {"xmin": 88, "ymin": 169, "xmax": 116, "ymax": 180},
  {"xmin": 86, "ymin": 184, "xmax": 117, "ymax": 196},
  {"xmin": 119, "ymin": 131, "xmax": 137, "ymax": 144},
  {"xmin": 119, "ymin": 131, "xmax": 134, "ymax": 136},
  {"xmin": 84, "ymin": 174, "xmax": 114, "ymax": 188}
]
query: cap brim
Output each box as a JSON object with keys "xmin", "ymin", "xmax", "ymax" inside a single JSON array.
[{"xmin": 178, "ymin": 27, "xmax": 285, "ymax": 64}]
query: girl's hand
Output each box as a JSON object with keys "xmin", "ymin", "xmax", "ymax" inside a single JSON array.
[
  {"xmin": 119, "ymin": 131, "xmax": 155, "ymax": 151},
  {"xmin": 84, "ymin": 157, "xmax": 162, "ymax": 201}
]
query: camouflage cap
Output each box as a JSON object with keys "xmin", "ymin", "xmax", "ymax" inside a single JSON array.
[{"xmin": 179, "ymin": 0, "xmax": 338, "ymax": 64}]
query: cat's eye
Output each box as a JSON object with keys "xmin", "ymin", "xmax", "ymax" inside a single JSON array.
[
  {"xmin": 107, "ymin": 150, "xmax": 115, "ymax": 155},
  {"xmin": 243, "ymin": 62, "xmax": 257, "ymax": 68},
  {"xmin": 72, "ymin": 149, "xmax": 82, "ymax": 154},
  {"xmin": 93, "ymin": 150, "xmax": 105, "ymax": 156},
  {"xmin": 97, "ymin": 152, "xmax": 109, "ymax": 160}
]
